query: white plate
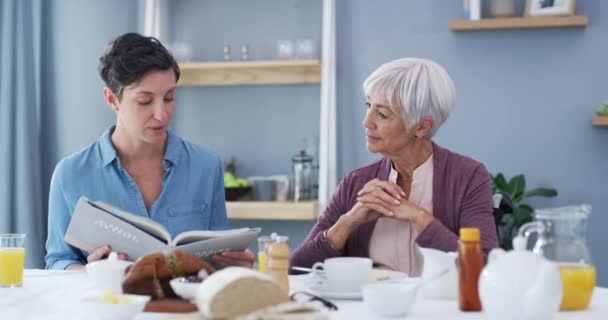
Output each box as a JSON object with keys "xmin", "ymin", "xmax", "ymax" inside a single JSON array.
[{"xmin": 307, "ymin": 269, "xmax": 409, "ymax": 300}]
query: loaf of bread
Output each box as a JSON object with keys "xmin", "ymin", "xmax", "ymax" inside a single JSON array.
[
  {"xmin": 122, "ymin": 250, "xmax": 215, "ymax": 299},
  {"xmin": 196, "ymin": 267, "xmax": 290, "ymax": 319}
]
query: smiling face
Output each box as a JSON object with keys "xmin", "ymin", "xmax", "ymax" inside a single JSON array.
[
  {"xmin": 105, "ymin": 69, "xmax": 176, "ymax": 146},
  {"xmin": 363, "ymin": 95, "xmax": 416, "ymax": 157}
]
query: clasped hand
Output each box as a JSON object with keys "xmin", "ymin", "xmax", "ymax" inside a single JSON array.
[{"xmin": 350, "ymin": 179, "xmax": 430, "ymax": 227}]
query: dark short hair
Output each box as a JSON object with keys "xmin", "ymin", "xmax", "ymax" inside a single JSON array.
[{"xmin": 98, "ymin": 33, "xmax": 180, "ymax": 99}]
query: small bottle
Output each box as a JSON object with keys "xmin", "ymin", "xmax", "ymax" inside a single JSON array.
[
  {"xmin": 266, "ymin": 235, "xmax": 290, "ymax": 294},
  {"xmin": 241, "ymin": 44, "xmax": 249, "ymax": 61},
  {"xmin": 223, "ymin": 45, "xmax": 231, "ymax": 61},
  {"xmin": 458, "ymin": 227, "xmax": 483, "ymax": 311}
]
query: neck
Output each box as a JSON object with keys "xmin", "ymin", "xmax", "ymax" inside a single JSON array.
[
  {"xmin": 388, "ymin": 138, "xmax": 433, "ymax": 178},
  {"xmin": 111, "ymin": 125, "xmax": 166, "ymax": 164}
]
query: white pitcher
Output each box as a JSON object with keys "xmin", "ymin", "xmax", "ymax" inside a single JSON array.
[{"xmin": 418, "ymin": 247, "xmax": 458, "ymax": 300}]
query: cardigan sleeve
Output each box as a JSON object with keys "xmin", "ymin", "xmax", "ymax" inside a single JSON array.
[
  {"xmin": 416, "ymin": 163, "xmax": 498, "ymax": 260},
  {"xmin": 289, "ymin": 175, "xmax": 353, "ymax": 273}
]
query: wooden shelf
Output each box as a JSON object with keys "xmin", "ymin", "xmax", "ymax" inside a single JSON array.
[
  {"xmin": 226, "ymin": 201, "xmax": 318, "ymax": 220},
  {"xmin": 592, "ymin": 115, "xmax": 608, "ymax": 127},
  {"xmin": 448, "ymin": 15, "xmax": 587, "ymax": 31},
  {"xmin": 177, "ymin": 59, "xmax": 321, "ymax": 86}
]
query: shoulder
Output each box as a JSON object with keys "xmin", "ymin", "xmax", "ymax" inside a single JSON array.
[
  {"xmin": 53, "ymin": 141, "xmax": 103, "ymax": 182},
  {"xmin": 177, "ymin": 137, "xmax": 222, "ymax": 169},
  {"xmin": 434, "ymin": 143, "xmax": 490, "ymax": 183},
  {"xmin": 338, "ymin": 158, "xmax": 387, "ymax": 192}
]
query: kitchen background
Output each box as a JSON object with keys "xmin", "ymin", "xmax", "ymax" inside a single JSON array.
[{"xmin": 39, "ymin": 0, "xmax": 607, "ymax": 284}]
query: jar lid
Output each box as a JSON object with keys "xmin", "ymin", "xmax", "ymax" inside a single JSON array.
[
  {"xmin": 460, "ymin": 228, "xmax": 480, "ymax": 241},
  {"xmin": 274, "ymin": 235, "xmax": 289, "ymax": 243},
  {"xmin": 292, "ymin": 150, "xmax": 313, "ymax": 163}
]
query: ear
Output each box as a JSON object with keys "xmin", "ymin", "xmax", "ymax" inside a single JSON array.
[
  {"xmin": 103, "ymin": 87, "xmax": 120, "ymax": 112},
  {"xmin": 415, "ymin": 116, "xmax": 434, "ymax": 138}
]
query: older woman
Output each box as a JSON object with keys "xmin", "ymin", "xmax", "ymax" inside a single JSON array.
[{"xmin": 290, "ymin": 58, "xmax": 498, "ymax": 276}]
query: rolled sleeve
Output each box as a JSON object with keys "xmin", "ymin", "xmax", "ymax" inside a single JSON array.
[
  {"xmin": 289, "ymin": 176, "xmax": 351, "ymax": 273},
  {"xmin": 416, "ymin": 219, "xmax": 459, "ymax": 252},
  {"xmin": 45, "ymin": 161, "xmax": 85, "ymax": 269}
]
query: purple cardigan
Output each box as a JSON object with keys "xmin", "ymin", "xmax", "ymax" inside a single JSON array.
[{"xmin": 289, "ymin": 142, "xmax": 498, "ymax": 272}]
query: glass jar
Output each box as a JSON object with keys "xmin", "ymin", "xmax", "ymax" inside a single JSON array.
[
  {"xmin": 266, "ymin": 235, "xmax": 290, "ymax": 293},
  {"xmin": 292, "ymin": 150, "xmax": 313, "ymax": 201},
  {"xmin": 518, "ymin": 204, "xmax": 595, "ymax": 310}
]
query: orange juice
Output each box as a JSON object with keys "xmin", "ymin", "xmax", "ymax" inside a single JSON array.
[
  {"xmin": 258, "ymin": 251, "xmax": 267, "ymax": 273},
  {"xmin": 0, "ymin": 248, "xmax": 25, "ymax": 286},
  {"xmin": 559, "ymin": 263, "xmax": 596, "ymax": 310}
]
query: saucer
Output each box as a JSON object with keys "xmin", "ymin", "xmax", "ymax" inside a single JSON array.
[
  {"xmin": 307, "ymin": 269, "xmax": 409, "ymax": 300},
  {"xmin": 314, "ymin": 287, "xmax": 362, "ymax": 300}
]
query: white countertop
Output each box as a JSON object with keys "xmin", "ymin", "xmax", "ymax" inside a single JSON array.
[{"xmin": 0, "ymin": 269, "xmax": 606, "ymax": 320}]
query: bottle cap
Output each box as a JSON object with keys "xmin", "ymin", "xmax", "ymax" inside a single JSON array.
[
  {"xmin": 274, "ymin": 235, "xmax": 289, "ymax": 243},
  {"xmin": 460, "ymin": 228, "xmax": 480, "ymax": 241}
]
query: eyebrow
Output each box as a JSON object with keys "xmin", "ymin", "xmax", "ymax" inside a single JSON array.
[{"xmin": 135, "ymin": 87, "xmax": 176, "ymax": 95}]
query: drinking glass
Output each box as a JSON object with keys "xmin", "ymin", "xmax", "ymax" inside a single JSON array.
[
  {"xmin": 257, "ymin": 235, "xmax": 272, "ymax": 273},
  {"xmin": 0, "ymin": 234, "xmax": 26, "ymax": 287},
  {"xmin": 276, "ymin": 40, "xmax": 294, "ymax": 59}
]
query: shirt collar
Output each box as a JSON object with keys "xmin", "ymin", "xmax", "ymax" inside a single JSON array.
[
  {"xmin": 389, "ymin": 153, "xmax": 433, "ymax": 183},
  {"xmin": 99, "ymin": 126, "xmax": 183, "ymax": 167}
]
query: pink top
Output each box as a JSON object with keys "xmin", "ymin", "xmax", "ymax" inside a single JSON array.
[{"xmin": 369, "ymin": 154, "xmax": 434, "ymax": 276}]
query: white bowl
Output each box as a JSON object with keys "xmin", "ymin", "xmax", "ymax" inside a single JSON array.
[
  {"xmin": 362, "ymin": 280, "xmax": 419, "ymax": 317},
  {"xmin": 170, "ymin": 277, "xmax": 202, "ymax": 300},
  {"xmin": 81, "ymin": 293, "xmax": 150, "ymax": 320},
  {"xmin": 85, "ymin": 252, "xmax": 133, "ymax": 294}
]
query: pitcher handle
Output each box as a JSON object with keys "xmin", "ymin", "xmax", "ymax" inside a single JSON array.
[{"xmin": 515, "ymin": 221, "xmax": 544, "ymax": 251}]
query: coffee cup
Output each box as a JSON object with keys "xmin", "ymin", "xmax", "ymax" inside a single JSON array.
[{"xmin": 311, "ymin": 257, "xmax": 372, "ymax": 293}]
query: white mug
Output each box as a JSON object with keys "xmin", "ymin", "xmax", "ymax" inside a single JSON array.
[{"xmin": 311, "ymin": 257, "xmax": 372, "ymax": 293}]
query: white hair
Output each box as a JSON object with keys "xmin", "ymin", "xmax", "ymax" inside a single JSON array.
[{"xmin": 363, "ymin": 58, "xmax": 455, "ymax": 138}]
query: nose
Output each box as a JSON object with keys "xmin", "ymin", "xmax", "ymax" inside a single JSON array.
[
  {"xmin": 362, "ymin": 108, "xmax": 375, "ymax": 130},
  {"xmin": 153, "ymin": 102, "xmax": 169, "ymax": 122}
]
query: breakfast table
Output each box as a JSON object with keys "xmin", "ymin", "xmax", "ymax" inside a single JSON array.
[{"xmin": 1, "ymin": 269, "xmax": 607, "ymax": 320}]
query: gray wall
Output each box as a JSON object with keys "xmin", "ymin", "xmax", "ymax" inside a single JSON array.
[{"xmin": 45, "ymin": 0, "xmax": 608, "ymax": 284}]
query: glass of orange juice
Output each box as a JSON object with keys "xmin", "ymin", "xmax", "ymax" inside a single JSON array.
[
  {"xmin": 257, "ymin": 235, "xmax": 275, "ymax": 273},
  {"xmin": 0, "ymin": 234, "xmax": 26, "ymax": 287}
]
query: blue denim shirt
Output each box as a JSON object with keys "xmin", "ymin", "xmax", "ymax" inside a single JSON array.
[{"xmin": 45, "ymin": 126, "xmax": 228, "ymax": 269}]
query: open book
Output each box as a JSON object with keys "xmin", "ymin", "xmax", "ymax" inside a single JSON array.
[{"xmin": 64, "ymin": 196, "xmax": 261, "ymax": 260}]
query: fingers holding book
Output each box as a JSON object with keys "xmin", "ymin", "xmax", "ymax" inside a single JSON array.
[
  {"xmin": 87, "ymin": 245, "xmax": 129, "ymax": 263},
  {"xmin": 211, "ymin": 248, "xmax": 255, "ymax": 268}
]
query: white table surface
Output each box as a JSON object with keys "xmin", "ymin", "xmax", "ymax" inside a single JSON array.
[{"xmin": 0, "ymin": 269, "xmax": 606, "ymax": 320}]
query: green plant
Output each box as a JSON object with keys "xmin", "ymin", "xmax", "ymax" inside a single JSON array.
[
  {"xmin": 596, "ymin": 100, "xmax": 608, "ymax": 116},
  {"xmin": 491, "ymin": 173, "xmax": 558, "ymax": 250}
]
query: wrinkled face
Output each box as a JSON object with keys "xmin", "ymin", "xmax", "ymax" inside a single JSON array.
[
  {"xmin": 363, "ymin": 95, "xmax": 416, "ymax": 156},
  {"xmin": 113, "ymin": 69, "xmax": 176, "ymax": 145}
]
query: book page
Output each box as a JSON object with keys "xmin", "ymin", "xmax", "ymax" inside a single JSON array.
[
  {"xmin": 92, "ymin": 200, "xmax": 172, "ymax": 243},
  {"xmin": 175, "ymin": 227, "xmax": 261, "ymax": 257},
  {"xmin": 172, "ymin": 227, "xmax": 253, "ymax": 246}
]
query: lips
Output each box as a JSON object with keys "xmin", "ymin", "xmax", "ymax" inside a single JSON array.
[
  {"xmin": 366, "ymin": 135, "xmax": 380, "ymax": 141},
  {"xmin": 149, "ymin": 125, "xmax": 166, "ymax": 133}
]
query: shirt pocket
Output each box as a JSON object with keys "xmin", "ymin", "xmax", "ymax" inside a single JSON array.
[{"xmin": 167, "ymin": 203, "xmax": 210, "ymax": 236}]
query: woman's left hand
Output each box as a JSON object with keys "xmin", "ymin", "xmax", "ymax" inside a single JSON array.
[{"xmin": 211, "ymin": 248, "xmax": 255, "ymax": 269}]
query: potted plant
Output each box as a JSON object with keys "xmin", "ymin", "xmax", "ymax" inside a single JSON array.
[{"xmin": 491, "ymin": 173, "xmax": 558, "ymax": 249}]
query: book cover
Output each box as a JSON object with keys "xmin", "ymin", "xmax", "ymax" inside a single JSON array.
[{"xmin": 64, "ymin": 196, "xmax": 261, "ymax": 260}]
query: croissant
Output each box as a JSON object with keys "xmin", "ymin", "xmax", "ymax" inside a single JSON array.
[{"xmin": 122, "ymin": 250, "xmax": 215, "ymax": 299}]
